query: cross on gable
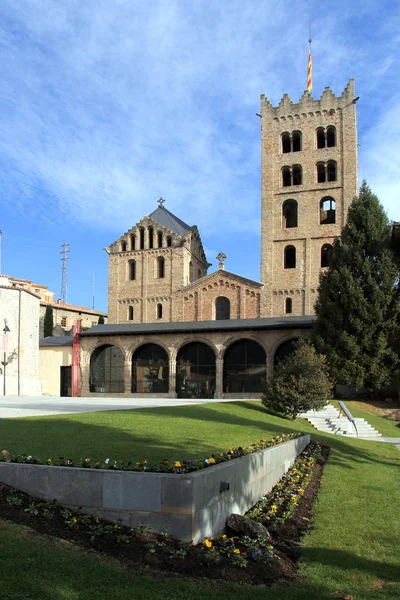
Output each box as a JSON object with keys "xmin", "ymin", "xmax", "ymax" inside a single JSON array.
[{"xmin": 158, "ymin": 197, "xmax": 166, "ymax": 207}]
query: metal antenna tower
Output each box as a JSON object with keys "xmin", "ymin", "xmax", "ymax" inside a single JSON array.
[{"xmin": 60, "ymin": 242, "xmax": 70, "ymax": 304}]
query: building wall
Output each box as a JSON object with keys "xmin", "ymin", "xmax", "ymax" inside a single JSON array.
[
  {"xmin": 39, "ymin": 347, "xmax": 72, "ymax": 395},
  {"xmin": 79, "ymin": 324, "xmax": 310, "ymax": 398},
  {"xmin": 260, "ymin": 80, "xmax": 358, "ymax": 317},
  {"xmin": 0, "ymin": 286, "xmax": 41, "ymax": 396},
  {"xmin": 39, "ymin": 304, "xmax": 107, "ymax": 337}
]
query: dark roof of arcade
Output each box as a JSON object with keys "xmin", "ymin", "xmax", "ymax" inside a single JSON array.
[
  {"xmin": 148, "ymin": 206, "xmax": 191, "ymax": 236},
  {"xmin": 80, "ymin": 315, "xmax": 316, "ymax": 337},
  {"xmin": 40, "ymin": 336, "xmax": 73, "ymax": 347}
]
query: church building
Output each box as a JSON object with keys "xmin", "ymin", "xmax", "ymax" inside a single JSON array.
[{"xmin": 78, "ymin": 79, "xmax": 358, "ymax": 399}]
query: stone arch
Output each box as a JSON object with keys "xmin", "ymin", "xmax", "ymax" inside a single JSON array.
[
  {"xmin": 89, "ymin": 344, "xmax": 125, "ymax": 393},
  {"xmin": 131, "ymin": 343, "xmax": 169, "ymax": 393},
  {"xmin": 223, "ymin": 338, "xmax": 266, "ymax": 393},
  {"xmin": 273, "ymin": 337, "xmax": 299, "ymax": 366},
  {"xmin": 176, "ymin": 341, "xmax": 216, "ymax": 398}
]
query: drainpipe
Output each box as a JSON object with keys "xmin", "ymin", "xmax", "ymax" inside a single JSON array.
[{"xmin": 71, "ymin": 320, "xmax": 81, "ymax": 397}]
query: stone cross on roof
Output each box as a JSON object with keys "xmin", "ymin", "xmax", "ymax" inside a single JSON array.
[
  {"xmin": 216, "ymin": 252, "xmax": 227, "ymax": 270},
  {"xmin": 157, "ymin": 197, "xmax": 166, "ymax": 208}
]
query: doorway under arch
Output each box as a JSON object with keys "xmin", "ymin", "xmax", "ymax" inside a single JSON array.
[
  {"xmin": 223, "ymin": 339, "xmax": 266, "ymax": 393},
  {"xmin": 176, "ymin": 342, "xmax": 216, "ymax": 398}
]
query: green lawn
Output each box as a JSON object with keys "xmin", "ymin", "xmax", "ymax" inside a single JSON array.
[{"xmin": 1, "ymin": 401, "xmax": 399, "ymax": 600}]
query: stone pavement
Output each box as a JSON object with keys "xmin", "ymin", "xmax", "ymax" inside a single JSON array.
[{"xmin": 0, "ymin": 396, "xmax": 249, "ymax": 419}]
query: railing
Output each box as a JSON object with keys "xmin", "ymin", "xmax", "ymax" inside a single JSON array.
[{"xmin": 338, "ymin": 401, "xmax": 358, "ymax": 438}]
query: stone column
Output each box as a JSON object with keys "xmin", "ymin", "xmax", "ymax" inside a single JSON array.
[
  {"xmin": 215, "ymin": 357, "xmax": 223, "ymax": 398},
  {"xmin": 169, "ymin": 357, "xmax": 177, "ymax": 398},
  {"xmin": 123, "ymin": 354, "xmax": 131, "ymax": 394}
]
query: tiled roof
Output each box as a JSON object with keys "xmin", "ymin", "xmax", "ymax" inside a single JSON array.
[
  {"xmin": 148, "ymin": 206, "xmax": 191, "ymax": 236},
  {"xmin": 40, "ymin": 336, "xmax": 73, "ymax": 347}
]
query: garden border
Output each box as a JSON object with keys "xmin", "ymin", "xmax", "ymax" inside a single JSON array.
[{"xmin": 0, "ymin": 435, "xmax": 309, "ymax": 542}]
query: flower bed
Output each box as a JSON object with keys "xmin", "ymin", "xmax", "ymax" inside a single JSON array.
[{"xmin": 1, "ymin": 432, "xmax": 301, "ymax": 473}]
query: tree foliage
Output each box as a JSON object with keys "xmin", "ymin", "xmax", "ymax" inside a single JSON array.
[
  {"xmin": 98, "ymin": 316, "xmax": 105, "ymax": 325},
  {"xmin": 43, "ymin": 305, "xmax": 54, "ymax": 338},
  {"xmin": 261, "ymin": 341, "xmax": 333, "ymax": 420},
  {"xmin": 313, "ymin": 181, "xmax": 399, "ymax": 390}
]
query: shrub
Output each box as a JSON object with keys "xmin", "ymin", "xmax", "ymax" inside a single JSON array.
[{"xmin": 262, "ymin": 341, "xmax": 333, "ymax": 419}]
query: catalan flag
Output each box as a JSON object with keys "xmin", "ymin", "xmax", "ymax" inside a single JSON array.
[{"xmin": 307, "ymin": 44, "xmax": 312, "ymax": 93}]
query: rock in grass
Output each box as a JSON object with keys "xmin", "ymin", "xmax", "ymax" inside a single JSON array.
[{"xmin": 227, "ymin": 514, "xmax": 270, "ymax": 538}]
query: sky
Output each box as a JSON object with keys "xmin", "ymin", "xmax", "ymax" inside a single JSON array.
[{"xmin": 0, "ymin": 0, "xmax": 399, "ymax": 314}]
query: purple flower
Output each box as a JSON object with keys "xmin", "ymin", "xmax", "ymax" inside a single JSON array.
[{"xmin": 251, "ymin": 550, "xmax": 262, "ymax": 560}]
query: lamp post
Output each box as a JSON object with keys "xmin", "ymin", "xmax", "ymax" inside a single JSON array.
[{"xmin": 1, "ymin": 319, "xmax": 17, "ymax": 396}]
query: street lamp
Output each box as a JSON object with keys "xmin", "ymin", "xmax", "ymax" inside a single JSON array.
[{"xmin": 1, "ymin": 319, "xmax": 17, "ymax": 396}]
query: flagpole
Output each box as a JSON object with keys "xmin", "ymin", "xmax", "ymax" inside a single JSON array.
[{"xmin": 307, "ymin": 23, "xmax": 312, "ymax": 95}]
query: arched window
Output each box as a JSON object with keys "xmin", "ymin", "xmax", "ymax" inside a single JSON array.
[
  {"xmin": 89, "ymin": 345, "xmax": 124, "ymax": 393},
  {"xmin": 327, "ymin": 160, "xmax": 337, "ymax": 182},
  {"xmin": 189, "ymin": 261, "xmax": 193, "ymax": 283},
  {"xmin": 274, "ymin": 338, "xmax": 299, "ymax": 366},
  {"xmin": 130, "ymin": 235, "xmax": 136, "ymax": 251},
  {"xmin": 320, "ymin": 197, "xmax": 336, "ymax": 225},
  {"xmin": 176, "ymin": 342, "xmax": 216, "ymax": 398},
  {"xmin": 292, "ymin": 164, "xmax": 302, "ymax": 185},
  {"xmin": 223, "ymin": 339, "xmax": 266, "ymax": 393},
  {"xmin": 281, "ymin": 132, "xmax": 291, "ymax": 154},
  {"xmin": 282, "ymin": 166, "xmax": 291, "ymax": 187},
  {"xmin": 285, "ymin": 298, "xmax": 292, "ymax": 314},
  {"xmin": 139, "ymin": 228, "xmax": 145, "ymax": 250},
  {"xmin": 317, "ymin": 162, "xmax": 326, "ymax": 183},
  {"xmin": 128, "ymin": 260, "xmax": 136, "ymax": 281},
  {"xmin": 132, "ymin": 343, "xmax": 169, "ymax": 393},
  {"xmin": 157, "ymin": 303, "xmax": 163, "ymax": 319},
  {"xmin": 215, "ymin": 296, "xmax": 230, "ymax": 320},
  {"xmin": 321, "ymin": 243, "xmax": 333, "ymax": 268},
  {"xmin": 284, "ymin": 245, "xmax": 296, "ymax": 269},
  {"xmin": 292, "ymin": 131, "xmax": 302, "ymax": 152},
  {"xmin": 128, "ymin": 306, "xmax": 134, "ymax": 321},
  {"xmin": 157, "ymin": 231, "xmax": 163, "ymax": 248},
  {"xmin": 166, "ymin": 236, "xmax": 172, "ymax": 247},
  {"xmin": 121, "ymin": 240, "xmax": 127, "ymax": 252},
  {"xmin": 148, "ymin": 227, "xmax": 154, "ymax": 249},
  {"xmin": 198, "ymin": 269, "xmax": 202, "ymax": 279},
  {"xmin": 327, "ymin": 126, "xmax": 336, "ymax": 147},
  {"xmin": 157, "ymin": 256, "xmax": 165, "ymax": 278},
  {"xmin": 282, "ymin": 199, "xmax": 298, "ymax": 228},
  {"xmin": 316, "ymin": 127, "xmax": 325, "ymax": 149}
]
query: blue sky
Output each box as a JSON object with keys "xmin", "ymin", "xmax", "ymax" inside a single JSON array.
[{"xmin": 1, "ymin": 0, "xmax": 399, "ymax": 314}]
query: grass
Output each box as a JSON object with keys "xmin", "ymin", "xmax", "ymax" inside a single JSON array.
[{"xmin": 1, "ymin": 400, "xmax": 400, "ymax": 600}]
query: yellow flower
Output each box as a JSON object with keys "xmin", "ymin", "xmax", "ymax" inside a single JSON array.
[
  {"xmin": 227, "ymin": 455, "xmax": 231, "ymax": 460},
  {"xmin": 291, "ymin": 496, "xmax": 297, "ymax": 502},
  {"xmin": 46, "ymin": 458, "xmax": 52, "ymax": 465},
  {"xmin": 71, "ymin": 517, "xmax": 77, "ymax": 524},
  {"xmin": 222, "ymin": 534, "xmax": 227, "ymax": 540},
  {"xmin": 270, "ymin": 505, "xmax": 277, "ymax": 511},
  {"xmin": 219, "ymin": 453, "xmax": 224, "ymax": 457},
  {"xmin": 174, "ymin": 461, "xmax": 181, "ymax": 468},
  {"xmin": 233, "ymin": 548, "xmax": 240, "ymax": 555},
  {"xmin": 209, "ymin": 458, "xmax": 215, "ymax": 464},
  {"xmin": 299, "ymin": 488, "xmax": 304, "ymax": 494},
  {"xmin": 203, "ymin": 539, "xmax": 212, "ymax": 548}
]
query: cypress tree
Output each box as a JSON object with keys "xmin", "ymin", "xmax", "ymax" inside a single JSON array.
[
  {"xmin": 43, "ymin": 305, "xmax": 54, "ymax": 338},
  {"xmin": 313, "ymin": 181, "xmax": 399, "ymax": 390}
]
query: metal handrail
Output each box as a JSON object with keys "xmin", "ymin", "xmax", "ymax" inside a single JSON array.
[{"xmin": 338, "ymin": 401, "xmax": 358, "ymax": 438}]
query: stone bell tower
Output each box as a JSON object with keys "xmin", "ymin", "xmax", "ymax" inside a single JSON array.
[{"xmin": 260, "ymin": 79, "xmax": 358, "ymax": 317}]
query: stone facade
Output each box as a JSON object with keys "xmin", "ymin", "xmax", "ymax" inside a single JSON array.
[
  {"xmin": 260, "ymin": 79, "xmax": 358, "ymax": 316},
  {"xmin": 0, "ymin": 285, "xmax": 41, "ymax": 396},
  {"xmin": 39, "ymin": 302, "xmax": 107, "ymax": 337}
]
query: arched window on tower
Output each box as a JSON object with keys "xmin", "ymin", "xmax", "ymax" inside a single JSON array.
[
  {"xmin": 292, "ymin": 131, "xmax": 302, "ymax": 152},
  {"xmin": 327, "ymin": 126, "xmax": 336, "ymax": 147},
  {"xmin": 316, "ymin": 127, "xmax": 326, "ymax": 149},
  {"xmin": 282, "ymin": 166, "xmax": 291, "ymax": 187},
  {"xmin": 130, "ymin": 234, "xmax": 136, "ymax": 251},
  {"xmin": 139, "ymin": 228, "xmax": 145, "ymax": 250},
  {"xmin": 121, "ymin": 240, "xmax": 127, "ymax": 252},
  {"xmin": 320, "ymin": 197, "xmax": 336, "ymax": 225},
  {"xmin": 157, "ymin": 231, "xmax": 163, "ymax": 248},
  {"xmin": 327, "ymin": 160, "xmax": 337, "ymax": 182},
  {"xmin": 292, "ymin": 164, "xmax": 302, "ymax": 185},
  {"xmin": 317, "ymin": 162, "xmax": 326, "ymax": 183},
  {"xmin": 284, "ymin": 245, "xmax": 296, "ymax": 269},
  {"xmin": 157, "ymin": 303, "xmax": 163, "ymax": 319},
  {"xmin": 148, "ymin": 227, "xmax": 154, "ymax": 249},
  {"xmin": 157, "ymin": 256, "xmax": 165, "ymax": 278},
  {"xmin": 128, "ymin": 306, "xmax": 134, "ymax": 321},
  {"xmin": 215, "ymin": 297, "xmax": 230, "ymax": 320},
  {"xmin": 321, "ymin": 244, "xmax": 333, "ymax": 268},
  {"xmin": 282, "ymin": 199, "xmax": 298, "ymax": 228},
  {"xmin": 285, "ymin": 297, "xmax": 293, "ymax": 314},
  {"xmin": 281, "ymin": 132, "xmax": 291, "ymax": 154},
  {"xmin": 166, "ymin": 236, "xmax": 172, "ymax": 247},
  {"xmin": 128, "ymin": 260, "xmax": 136, "ymax": 281}
]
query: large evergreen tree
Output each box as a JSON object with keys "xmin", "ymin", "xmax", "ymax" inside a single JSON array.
[
  {"xmin": 313, "ymin": 181, "xmax": 399, "ymax": 390},
  {"xmin": 43, "ymin": 305, "xmax": 54, "ymax": 338}
]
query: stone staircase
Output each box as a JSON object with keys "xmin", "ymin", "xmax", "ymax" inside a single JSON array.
[{"xmin": 299, "ymin": 403, "xmax": 382, "ymax": 438}]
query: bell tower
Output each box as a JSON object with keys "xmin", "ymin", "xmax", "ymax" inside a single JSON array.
[{"xmin": 259, "ymin": 79, "xmax": 358, "ymax": 317}]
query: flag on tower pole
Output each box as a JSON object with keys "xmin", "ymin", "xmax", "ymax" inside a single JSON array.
[{"xmin": 307, "ymin": 40, "xmax": 312, "ymax": 94}]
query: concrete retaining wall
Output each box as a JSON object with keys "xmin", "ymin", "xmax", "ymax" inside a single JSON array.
[{"xmin": 0, "ymin": 434, "xmax": 309, "ymax": 543}]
